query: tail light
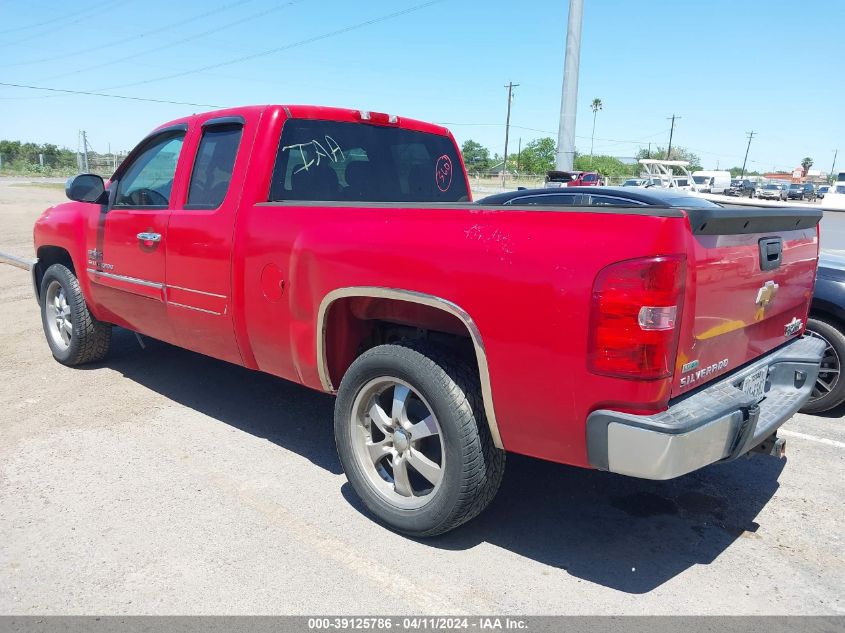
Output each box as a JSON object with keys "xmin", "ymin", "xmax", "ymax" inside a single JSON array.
[{"xmin": 588, "ymin": 255, "xmax": 686, "ymax": 380}]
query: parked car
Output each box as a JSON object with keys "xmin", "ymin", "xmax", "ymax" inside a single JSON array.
[
  {"xmin": 477, "ymin": 186, "xmax": 725, "ymax": 209},
  {"xmin": 758, "ymin": 183, "xmax": 788, "ymax": 201},
  {"xmin": 726, "ymin": 179, "xmax": 756, "ymax": 197},
  {"xmin": 622, "ymin": 178, "xmax": 645, "ymax": 187},
  {"xmin": 692, "ymin": 170, "xmax": 731, "ymax": 194},
  {"xmin": 788, "ymin": 183, "xmax": 816, "ymax": 201},
  {"xmin": 33, "ymin": 105, "xmax": 824, "ymax": 536},
  {"xmin": 824, "ymin": 183, "xmax": 845, "ymax": 210},
  {"xmin": 802, "ymin": 251, "xmax": 845, "ymax": 413},
  {"xmin": 544, "ymin": 170, "xmax": 602, "ymax": 188},
  {"xmin": 817, "ymin": 185, "xmax": 830, "ymax": 199}
]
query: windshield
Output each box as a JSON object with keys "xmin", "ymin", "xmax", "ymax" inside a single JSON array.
[
  {"xmin": 763, "ymin": 184, "xmax": 779, "ymax": 189},
  {"xmin": 789, "ymin": 184, "xmax": 801, "ymax": 189}
]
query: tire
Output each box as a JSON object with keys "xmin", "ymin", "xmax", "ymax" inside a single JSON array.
[
  {"xmin": 40, "ymin": 263, "xmax": 111, "ymax": 366},
  {"xmin": 801, "ymin": 316, "xmax": 845, "ymax": 414},
  {"xmin": 335, "ymin": 341, "xmax": 505, "ymax": 536}
]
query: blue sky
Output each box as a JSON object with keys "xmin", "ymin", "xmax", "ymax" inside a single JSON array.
[{"xmin": 1, "ymin": 0, "xmax": 842, "ymax": 172}]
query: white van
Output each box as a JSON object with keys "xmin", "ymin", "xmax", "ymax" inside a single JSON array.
[{"xmin": 692, "ymin": 170, "xmax": 731, "ymax": 194}]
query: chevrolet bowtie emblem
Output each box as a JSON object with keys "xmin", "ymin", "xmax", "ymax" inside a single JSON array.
[{"xmin": 755, "ymin": 280, "xmax": 779, "ymax": 307}]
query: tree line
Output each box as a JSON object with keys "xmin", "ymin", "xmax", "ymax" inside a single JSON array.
[
  {"xmin": 0, "ymin": 140, "xmax": 77, "ymax": 172},
  {"xmin": 460, "ymin": 138, "xmax": 704, "ymax": 178}
]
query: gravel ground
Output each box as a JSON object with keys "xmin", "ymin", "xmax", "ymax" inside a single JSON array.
[{"xmin": 1, "ymin": 181, "xmax": 843, "ymax": 614}]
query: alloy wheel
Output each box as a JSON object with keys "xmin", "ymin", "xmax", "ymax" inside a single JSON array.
[
  {"xmin": 45, "ymin": 280, "xmax": 72, "ymax": 350},
  {"xmin": 350, "ymin": 377, "xmax": 445, "ymax": 509}
]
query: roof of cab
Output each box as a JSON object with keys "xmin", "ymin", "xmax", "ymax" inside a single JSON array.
[{"xmin": 152, "ymin": 105, "xmax": 452, "ymax": 137}]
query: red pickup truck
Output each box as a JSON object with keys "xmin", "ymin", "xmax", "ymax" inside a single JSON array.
[{"xmin": 33, "ymin": 105, "xmax": 824, "ymax": 536}]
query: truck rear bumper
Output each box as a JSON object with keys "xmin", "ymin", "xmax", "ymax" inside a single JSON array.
[{"xmin": 586, "ymin": 336, "xmax": 825, "ymax": 480}]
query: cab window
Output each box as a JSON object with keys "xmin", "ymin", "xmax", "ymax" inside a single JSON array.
[
  {"xmin": 187, "ymin": 124, "xmax": 243, "ymax": 209},
  {"xmin": 113, "ymin": 133, "xmax": 185, "ymax": 208}
]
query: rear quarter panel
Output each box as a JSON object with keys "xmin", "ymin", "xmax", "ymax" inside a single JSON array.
[{"xmin": 237, "ymin": 202, "xmax": 690, "ymax": 467}]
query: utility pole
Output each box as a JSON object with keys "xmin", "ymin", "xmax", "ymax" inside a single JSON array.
[
  {"xmin": 647, "ymin": 143, "xmax": 651, "ymax": 159},
  {"xmin": 555, "ymin": 0, "xmax": 584, "ymax": 171},
  {"xmin": 831, "ymin": 149, "xmax": 838, "ymax": 183},
  {"xmin": 666, "ymin": 114, "xmax": 680, "ymax": 159},
  {"xmin": 80, "ymin": 130, "xmax": 90, "ymax": 173},
  {"xmin": 502, "ymin": 81, "xmax": 519, "ymax": 187},
  {"xmin": 740, "ymin": 131, "xmax": 755, "ymax": 179},
  {"xmin": 516, "ymin": 137, "xmax": 522, "ymax": 173}
]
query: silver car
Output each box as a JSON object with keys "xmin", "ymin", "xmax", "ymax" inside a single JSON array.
[{"xmin": 758, "ymin": 183, "xmax": 788, "ymax": 201}]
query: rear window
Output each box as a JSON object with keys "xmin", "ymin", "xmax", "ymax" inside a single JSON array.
[{"xmin": 269, "ymin": 119, "xmax": 468, "ymax": 203}]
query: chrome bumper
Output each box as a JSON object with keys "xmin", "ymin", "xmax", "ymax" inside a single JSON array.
[{"xmin": 586, "ymin": 336, "xmax": 825, "ymax": 480}]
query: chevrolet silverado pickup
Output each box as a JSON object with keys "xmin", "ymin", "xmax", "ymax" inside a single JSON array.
[{"xmin": 33, "ymin": 104, "xmax": 824, "ymax": 536}]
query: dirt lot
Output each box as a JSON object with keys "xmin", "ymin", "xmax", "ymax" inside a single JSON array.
[{"xmin": 1, "ymin": 180, "xmax": 843, "ymax": 614}]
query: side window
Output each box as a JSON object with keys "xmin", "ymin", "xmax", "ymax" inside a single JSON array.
[
  {"xmin": 586, "ymin": 195, "xmax": 640, "ymax": 206},
  {"xmin": 114, "ymin": 133, "xmax": 184, "ymax": 208},
  {"xmin": 509, "ymin": 193, "xmax": 579, "ymax": 205},
  {"xmin": 187, "ymin": 125, "xmax": 243, "ymax": 209},
  {"xmin": 582, "ymin": 173, "xmax": 597, "ymax": 183}
]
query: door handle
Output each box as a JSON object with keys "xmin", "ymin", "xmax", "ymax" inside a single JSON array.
[{"xmin": 137, "ymin": 232, "xmax": 162, "ymax": 243}]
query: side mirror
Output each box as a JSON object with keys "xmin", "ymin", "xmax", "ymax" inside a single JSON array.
[{"xmin": 65, "ymin": 174, "xmax": 106, "ymax": 203}]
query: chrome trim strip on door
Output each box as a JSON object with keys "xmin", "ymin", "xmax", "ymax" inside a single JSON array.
[
  {"xmin": 316, "ymin": 287, "xmax": 504, "ymax": 449},
  {"xmin": 168, "ymin": 301, "xmax": 223, "ymax": 316},
  {"xmin": 87, "ymin": 268, "xmax": 163, "ymax": 289},
  {"xmin": 166, "ymin": 284, "xmax": 227, "ymax": 299}
]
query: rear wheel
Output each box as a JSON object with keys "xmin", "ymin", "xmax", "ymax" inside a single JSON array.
[
  {"xmin": 40, "ymin": 264, "xmax": 111, "ymax": 366},
  {"xmin": 335, "ymin": 341, "xmax": 505, "ymax": 536},
  {"xmin": 801, "ymin": 317, "xmax": 845, "ymax": 413}
]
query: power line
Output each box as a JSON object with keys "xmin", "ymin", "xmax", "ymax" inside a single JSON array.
[
  {"xmin": 0, "ymin": 82, "xmax": 226, "ymax": 108},
  {"xmin": 0, "ymin": 0, "xmax": 115, "ymax": 35},
  {"xmin": 97, "ymin": 0, "xmax": 444, "ymax": 93},
  {"xmin": 436, "ymin": 121, "xmax": 670, "ymax": 146},
  {"xmin": 33, "ymin": 0, "xmax": 308, "ymax": 84},
  {"xmin": 4, "ymin": 0, "xmax": 261, "ymax": 67},
  {"xmin": 0, "ymin": 0, "xmax": 133, "ymax": 47}
]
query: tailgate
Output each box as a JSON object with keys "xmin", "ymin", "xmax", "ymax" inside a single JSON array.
[{"xmin": 673, "ymin": 206, "xmax": 822, "ymax": 396}]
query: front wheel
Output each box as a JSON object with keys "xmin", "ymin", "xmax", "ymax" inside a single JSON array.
[
  {"xmin": 335, "ymin": 342, "xmax": 505, "ymax": 536},
  {"xmin": 801, "ymin": 317, "xmax": 845, "ymax": 413},
  {"xmin": 40, "ymin": 263, "xmax": 111, "ymax": 366}
]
